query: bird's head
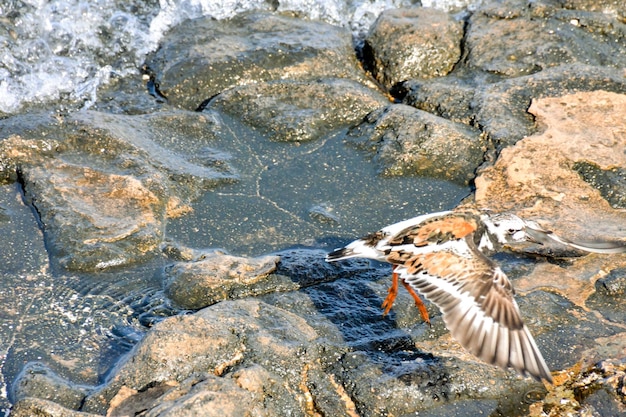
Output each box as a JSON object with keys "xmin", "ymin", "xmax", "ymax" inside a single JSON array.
[{"xmin": 481, "ymin": 212, "xmax": 542, "ymax": 246}]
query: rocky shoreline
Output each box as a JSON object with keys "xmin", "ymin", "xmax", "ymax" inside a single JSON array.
[{"xmin": 2, "ymin": 1, "xmax": 626, "ymax": 416}]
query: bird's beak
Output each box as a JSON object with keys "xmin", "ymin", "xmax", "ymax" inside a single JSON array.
[{"xmin": 524, "ymin": 226, "xmax": 551, "ymax": 245}]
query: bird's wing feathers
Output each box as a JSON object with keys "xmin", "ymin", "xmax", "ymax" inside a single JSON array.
[
  {"xmin": 391, "ymin": 244, "xmax": 552, "ymax": 382},
  {"xmin": 386, "ymin": 214, "xmax": 478, "ymax": 248}
]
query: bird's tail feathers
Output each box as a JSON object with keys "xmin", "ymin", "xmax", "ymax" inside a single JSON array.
[{"xmin": 326, "ymin": 248, "xmax": 356, "ymax": 262}]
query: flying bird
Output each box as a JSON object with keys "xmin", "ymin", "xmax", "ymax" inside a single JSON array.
[{"xmin": 326, "ymin": 208, "xmax": 626, "ymax": 382}]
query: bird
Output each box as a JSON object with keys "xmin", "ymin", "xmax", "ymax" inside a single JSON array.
[{"xmin": 326, "ymin": 208, "xmax": 626, "ymax": 383}]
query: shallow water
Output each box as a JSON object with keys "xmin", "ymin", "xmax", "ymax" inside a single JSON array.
[
  {"xmin": 0, "ymin": 0, "xmax": 477, "ymax": 413},
  {"xmin": 166, "ymin": 116, "xmax": 470, "ymax": 256}
]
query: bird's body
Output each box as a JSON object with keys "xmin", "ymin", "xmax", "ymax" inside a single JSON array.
[{"xmin": 326, "ymin": 208, "xmax": 626, "ymax": 383}]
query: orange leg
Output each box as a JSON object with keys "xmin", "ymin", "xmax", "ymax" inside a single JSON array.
[
  {"xmin": 381, "ymin": 266, "xmax": 431, "ymax": 326},
  {"xmin": 400, "ymin": 279, "xmax": 431, "ymax": 326},
  {"xmin": 381, "ymin": 267, "xmax": 399, "ymax": 316}
]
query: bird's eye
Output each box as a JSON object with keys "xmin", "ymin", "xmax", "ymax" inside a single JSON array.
[{"xmin": 507, "ymin": 228, "xmax": 516, "ymax": 234}]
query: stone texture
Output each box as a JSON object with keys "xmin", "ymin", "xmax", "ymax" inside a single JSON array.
[
  {"xmin": 465, "ymin": 0, "xmax": 626, "ymax": 77},
  {"xmin": 474, "ymin": 90, "xmax": 626, "ymax": 237},
  {"xmin": 205, "ymin": 78, "xmax": 389, "ymax": 142},
  {"xmin": 146, "ymin": 11, "xmax": 376, "ymax": 110},
  {"xmin": 346, "ymin": 104, "xmax": 486, "ymax": 184},
  {"xmin": 10, "ymin": 398, "xmax": 100, "ymax": 417},
  {"xmin": 164, "ymin": 253, "xmax": 282, "ymax": 309},
  {"xmin": 0, "ymin": 110, "xmax": 236, "ymax": 271},
  {"xmin": 81, "ymin": 299, "xmax": 352, "ymax": 416},
  {"xmin": 364, "ymin": 7, "xmax": 463, "ymax": 89},
  {"xmin": 10, "ymin": 362, "xmax": 88, "ymax": 410}
]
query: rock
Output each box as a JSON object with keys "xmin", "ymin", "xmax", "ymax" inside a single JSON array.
[
  {"xmin": 528, "ymin": 351, "xmax": 626, "ymax": 416},
  {"xmin": 20, "ymin": 159, "xmax": 167, "ymax": 271},
  {"xmin": 204, "ymin": 78, "xmax": 389, "ymax": 142},
  {"xmin": 586, "ymin": 267, "xmax": 626, "ymax": 324},
  {"xmin": 346, "ymin": 104, "xmax": 486, "ymax": 184},
  {"xmin": 398, "ymin": 65, "xmax": 626, "ymax": 150},
  {"xmin": 364, "ymin": 7, "xmax": 463, "ymax": 89},
  {"xmin": 164, "ymin": 247, "xmax": 353, "ymax": 310},
  {"xmin": 465, "ymin": 0, "xmax": 626, "ymax": 77},
  {"xmin": 395, "ymin": 77, "xmax": 477, "ymax": 125},
  {"xmin": 474, "ymin": 64, "xmax": 626, "ymax": 148},
  {"xmin": 10, "ymin": 397, "xmax": 100, "ymax": 417},
  {"xmin": 474, "ymin": 90, "xmax": 626, "ymax": 240},
  {"xmin": 0, "ymin": 110, "xmax": 236, "ymax": 271},
  {"xmin": 308, "ymin": 203, "xmax": 340, "ymax": 225},
  {"xmin": 81, "ymin": 299, "xmax": 352, "ymax": 416},
  {"xmin": 164, "ymin": 252, "xmax": 283, "ymax": 309},
  {"xmin": 10, "ymin": 362, "xmax": 89, "ymax": 410},
  {"xmin": 146, "ymin": 12, "xmax": 375, "ymax": 110},
  {"xmin": 573, "ymin": 162, "xmax": 626, "ymax": 209}
]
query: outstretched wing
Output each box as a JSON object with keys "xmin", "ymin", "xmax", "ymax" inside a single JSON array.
[
  {"xmin": 384, "ymin": 211, "xmax": 478, "ymax": 247},
  {"xmin": 390, "ymin": 246, "xmax": 552, "ymax": 382}
]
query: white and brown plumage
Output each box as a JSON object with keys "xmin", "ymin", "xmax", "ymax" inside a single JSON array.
[{"xmin": 326, "ymin": 209, "xmax": 626, "ymax": 383}]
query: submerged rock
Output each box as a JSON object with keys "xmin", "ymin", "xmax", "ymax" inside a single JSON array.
[
  {"xmin": 0, "ymin": 110, "xmax": 236, "ymax": 272},
  {"xmin": 10, "ymin": 362, "xmax": 89, "ymax": 411}
]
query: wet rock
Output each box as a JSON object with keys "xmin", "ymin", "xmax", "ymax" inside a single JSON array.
[
  {"xmin": 398, "ymin": 64, "xmax": 626, "ymax": 150},
  {"xmin": 395, "ymin": 77, "xmax": 477, "ymax": 125},
  {"xmin": 0, "ymin": 110, "xmax": 236, "ymax": 271},
  {"xmin": 363, "ymin": 7, "xmax": 463, "ymax": 89},
  {"xmin": 164, "ymin": 252, "xmax": 283, "ymax": 309},
  {"xmin": 474, "ymin": 90, "xmax": 626, "ymax": 240},
  {"xmin": 586, "ymin": 267, "xmax": 626, "ymax": 324},
  {"xmin": 474, "ymin": 64, "xmax": 626, "ymax": 148},
  {"xmin": 529, "ymin": 353, "xmax": 626, "ymax": 416},
  {"xmin": 573, "ymin": 161, "xmax": 626, "ymax": 209},
  {"xmin": 81, "ymin": 299, "xmax": 351, "ymax": 416},
  {"xmin": 308, "ymin": 203, "xmax": 340, "ymax": 225},
  {"xmin": 10, "ymin": 397, "xmax": 100, "ymax": 417},
  {"xmin": 204, "ymin": 78, "xmax": 389, "ymax": 142},
  {"xmin": 146, "ymin": 11, "xmax": 375, "ymax": 110},
  {"xmin": 273, "ymin": 248, "xmax": 348, "ymax": 288},
  {"xmin": 346, "ymin": 104, "xmax": 486, "ymax": 184},
  {"xmin": 164, "ymin": 247, "xmax": 350, "ymax": 310},
  {"xmin": 465, "ymin": 0, "xmax": 626, "ymax": 77},
  {"xmin": 259, "ymin": 266, "xmax": 549, "ymax": 416},
  {"xmin": 20, "ymin": 159, "xmax": 167, "ymax": 271},
  {"xmin": 10, "ymin": 362, "xmax": 89, "ymax": 411}
]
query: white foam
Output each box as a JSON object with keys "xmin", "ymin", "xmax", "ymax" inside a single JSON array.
[{"xmin": 0, "ymin": 0, "xmax": 479, "ymax": 114}]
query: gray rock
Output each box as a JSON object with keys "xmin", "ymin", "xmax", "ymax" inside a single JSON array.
[
  {"xmin": 82, "ymin": 299, "xmax": 351, "ymax": 416},
  {"xmin": 397, "ymin": 77, "xmax": 477, "ymax": 125},
  {"xmin": 205, "ymin": 78, "xmax": 388, "ymax": 142},
  {"xmin": 465, "ymin": 0, "xmax": 626, "ymax": 77},
  {"xmin": 0, "ymin": 110, "xmax": 236, "ymax": 271},
  {"xmin": 10, "ymin": 397, "xmax": 100, "ymax": 417},
  {"xmin": 573, "ymin": 161, "xmax": 626, "ymax": 209},
  {"xmin": 364, "ymin": 7, "xmax": 463, "ymax": 88},
  {"xmin": 474, "ymin": 64, "xmax": 626, "ymax": 148},
  {"xmin": 164, "ymin": 252, "xmax": 283, "ymax": 309},
  {"xmin": 10, "ymin": 362, "xmax": 89, "ymax": 410},
  {"xmin": 346, "ymin": 104, "xmax": 486, "ymax": 184},
  {"xmin": 586, "ymin": 267, "xmax": 626, "ymax": 324},
  {"xmin": 146, "ymin": 11, "xmax": 375, "ymax": 110},
  {"xmin": 399, "ymin": 65, "xmax": 626, "ymax": 151}
]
